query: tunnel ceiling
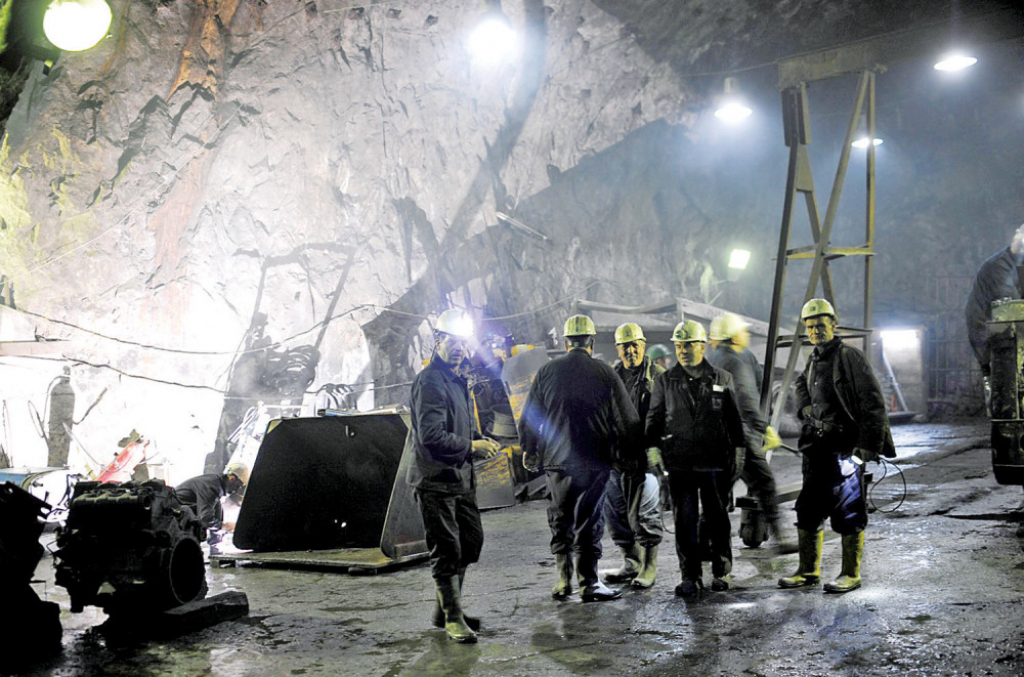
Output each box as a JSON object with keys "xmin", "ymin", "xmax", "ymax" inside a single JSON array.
[{"xmin": 0, "ymin": 0, "xmax": 1023, "ymax": 473}]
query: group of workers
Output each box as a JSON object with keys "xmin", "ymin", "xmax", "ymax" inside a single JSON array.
[{"xmin": 409, "ymin": 302, "xmax": 895, "ymax": 643}]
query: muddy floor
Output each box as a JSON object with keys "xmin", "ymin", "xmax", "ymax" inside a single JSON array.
[{"xmin": 15, "ymin": 419, "xmax": 1024, "ymax": 676}]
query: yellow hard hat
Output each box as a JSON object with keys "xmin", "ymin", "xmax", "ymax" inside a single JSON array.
[
  {"xmin": 708, "ymin": 316, "xmax": 727, "ymax": 341},
  {"xmin": 718, "ymin": 312, "xmax": 750, "ymax": 340},
  {"xmin": 671, "ymin": 320, "xmax": 707, "ymax": 343},
  {"xmin": 800, "ymin": 298, "xmax": 837, "ymax": 321},
  {"xmin": 224, "ymin": 462, "xmax": 250, "ymax": 486},
  {"xmin": 614, "ymin": 322, "xmax": 646, "ymax": 344},
  {"xmin": 563, "ymin": 314, "xmax": 596, "ymax": 337},
  {"xmin": 435, "ymin": 308, "xmax": 474, "ymax": 338}
]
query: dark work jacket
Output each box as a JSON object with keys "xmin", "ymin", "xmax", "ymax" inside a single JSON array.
[
  {"xmin": 175, "ymin": 474, "xmax": 228, "ymax": 529},
  {"xmin": 713, "ymin": 346, "xmax": 767, "ymax": 441},
  {"xmin": 519, "ymin": 349, "xmax": 643, "ymax": 472},
  {"xmin": 795, "ymin": 338, "xmax": 896, "ymax": 459},
  {"xmin": 613, "ymin": 356, "xmax": 665, "ymax": 423},
  {"xmin": 407, "ymin": 355, "xmax": 476, "ymax": 494},
  {"xmin": 645, "ymin": 360, "xmax": 745, "ymax": 472},
  {"xmin": 965, "ymin": 246, "xmax": 1024, "ymax": 365}
]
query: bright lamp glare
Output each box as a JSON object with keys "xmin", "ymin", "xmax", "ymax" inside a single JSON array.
[
  {"xmin": 852, "ymin": 137, "xmax": 883, "ymax": 149},
  {"xmin": 880, "ymin": 330, "xmax": 920, "ymax": 351},
  {"xmin": 43, "ymin": 0, "xmax": 112, "ymax": 52},
  {"xmin": 934, "ymin": 54, "xmax": 978, "ymax": 72},
  {"xmin": 728, "ymin": 249, "xmax": 751, "ymax": 270},
  {"xmin": 467, "ymin": 17, "xmax": 517, "ymax": 65},
  {"xmin": 714, "ymin": 102, "xmax": 753, "ymax": 123}
]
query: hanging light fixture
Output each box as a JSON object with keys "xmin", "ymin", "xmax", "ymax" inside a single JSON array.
[
  {"xmin": 43, "ymin": 0, "xmax": 112, "ymax": 53},
  {"xmin": 728, "ymin": 249, "xmax": 751, "ymax": 270},
  {"xmin": 851, "ymin": 114, "xmax": 883, "ymax": 149},
  {"xmin": 934, "ymin": 51, "xmax": 978, "ymax": 71},
  {"xmin": 714, "ymin": 77, "xmax": 752, "ymax": 123},
  {"xmin": 467, "ymin": 0, "xmax": 517, "ymax": 66}
]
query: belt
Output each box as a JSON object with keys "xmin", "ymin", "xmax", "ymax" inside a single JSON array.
[{"xmin": 806, "ymin": 416, "xmax": 844, "ymax": 435}]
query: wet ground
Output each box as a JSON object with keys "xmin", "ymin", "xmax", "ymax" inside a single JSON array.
[{"xmin": 16, "ymin": 419, "xmax": 1024, "ymax": 676}]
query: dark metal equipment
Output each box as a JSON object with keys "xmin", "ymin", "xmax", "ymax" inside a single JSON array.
[
  {"xmin": 1, "ymin": 482, "xmax": 62, "ymax": 670},
  {"xmin": 54, "ymin": 480, "xmax": 207, "ymax": 614},
  {"xmin": 987, "ymin": 300, "xmax": 1024, "ymax": 485}
]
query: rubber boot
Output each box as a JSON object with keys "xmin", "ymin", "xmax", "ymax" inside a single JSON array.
[
  {"xmin": 602, "ymin": 544, "xmax": 642, "ymax": 583},
  {"xmin": 778, "ymin": 529, "xmax": 823, "ymax": 589},
  {"xmin": 578, "ymin": 556, "xmax": 622, "ymax": 602},
  {"xmin": 435, "ymin": 575, "xmax": 477, "ymax": 643},
  {"xmin": 432, "ymin": 569, "xmax": 480, "ymax": 631},
  {"xmin": 551, "ymin": 553, "xmax": 574, "ymax": 600},
  {"xmin": 631, "ymin": 545, "xmax": 658, "ymax": 589},
  {"xmin": 824, "ymin": 532, "xmax": 863, "ymax": 594},
  {"xmin": 769, "ymin": 519, "xmax": 799, "ymax": 555}
]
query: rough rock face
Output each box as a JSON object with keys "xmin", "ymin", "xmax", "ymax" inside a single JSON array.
[{"xmin": 0, "ymin": 1, "xmax": 696, "ymax": 475}]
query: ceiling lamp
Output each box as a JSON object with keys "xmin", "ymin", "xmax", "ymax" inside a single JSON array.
[
  {"xmin": 43, "ymin": 0, "xmax": 112, "ymax": 52},
  {"xmin": 934, "ymin": 52, "xmax": 978, "ymax": 72},
  {"xmin": 714, "ymin": 77, "xmax": 752, "ymax": 123},
  {"xmin": 851, "ymin": 137, "xmax": 883, "ymax": 149},
  {"xmin": 467, "ymin": 2, "xmax": 517, "ymax": 66}
]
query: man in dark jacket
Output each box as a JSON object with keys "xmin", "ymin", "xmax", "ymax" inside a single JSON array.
[
  {"xmin": 646, "ymin": 320, "xmax": 746, "ymax": 598},
  {"xmin": 965, "ymin": 224, "xmax": 1024, "ymax": 402},
  {"xmin": 779, "ymin": 298, "xmax": 895, "ymax": 594},
  {"xmin": 408, "ymin": 308, "xmax": 501, "ymax": 643},
  {"xmin": 602, "ymin": 322, "xmax": 665, "ymax": 590},
  {"xmin": 709, "ymin": 313, "xmax": 791, "ymax": 552},
  {"xmin": 520, "ymin": 314, "xmax": 643, "ymax": 602},
  {"xmin": 176, "ymin": 462, "xmax": 249, "ymax": 544},
  {"xmin": 647, "ymin": 319, "xmax": 745, "ymax": 594}
]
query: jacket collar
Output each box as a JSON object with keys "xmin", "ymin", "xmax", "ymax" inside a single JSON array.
[{"xmin": 429, "ymin": 354, "xmax": 465, "ymax": 383}]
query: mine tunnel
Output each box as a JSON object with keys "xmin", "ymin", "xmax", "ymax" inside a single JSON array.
[{"xmin": 2, "ymin": 1, "xmax": 1024, "ymax": 675}]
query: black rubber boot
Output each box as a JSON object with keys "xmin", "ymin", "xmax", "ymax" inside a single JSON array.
[
  {"xmin": 578, "ymin": 556, "xmax": 622, "ymax": 602},
  {"xmin": 551, "ymin": 553, "xmax": 574, "ymax": 600},
  {"xmin": 435, "ymin": 575, "xmax": 477, "ymax": 643},
  {"xmin": 602, "ymin": 544, "xmax": 642, "ymax": 583}
]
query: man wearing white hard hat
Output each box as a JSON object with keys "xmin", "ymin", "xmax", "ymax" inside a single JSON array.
[{"xmin": 408, "ymin": 308, "xmax": 501, "ymax": 643}]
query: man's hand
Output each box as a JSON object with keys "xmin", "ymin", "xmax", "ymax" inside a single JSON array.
[
  {"xmin": 646, "ymin": 448, "xmax": 665, "ymax": 475},
  {"xmin": 762, "ymin": 426, "xmax": 782, "ymax": 451},
  {"xmin": 522, "ymin": 451, "xmax": 541, "ymax": 473},
  {"xmin": 472, "ymin": 438, "xmax": 502, "ymax": 460},
  {"xmin": 852, "ymin": 447, "xmax": 878, "ymax": 464}
]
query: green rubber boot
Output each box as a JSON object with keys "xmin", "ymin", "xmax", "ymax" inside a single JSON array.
[
  {"xmin": 824, "ymin": 532, "xmax": 863, "ymax": 594},
  {"xmin": 602, "ymin": 544, "xmax": 642, "ymax": 583},
  {"xmin": 631, "ymin": 545, "xmax": 658, "ymax": 589},
  {"xmin": 551, "ymin": 553, "xmax": 574, "ymax": 600},
  {"xmin": 432, "ymin": 569, "xmax": 480, "ymax": 631},
  {"xmin": 778, "ymin": 529, "xmax": 823, "ymax": 589},
  {"xmin": 435, "ymin": 575, "xmax": 477, "ymax": 643}
]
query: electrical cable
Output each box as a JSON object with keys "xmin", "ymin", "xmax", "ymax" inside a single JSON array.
[{"xmin": 867, "ymin": 456, "xmax": 907, "ymax": 514}]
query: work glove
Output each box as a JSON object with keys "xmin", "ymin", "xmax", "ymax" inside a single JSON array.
[
  {"xmin": 762, "ymin": 426, "xmax": 782, "ymax": 452},
  {"xmin": 646, "ymin": 448, "xmax": 665, "ymax": 475},
  {"xmin": 852, "ymin": 447, "xmax": 878, "ymax": 464},
  {"xmin": 471, "ymin": 438, "xmax": 502, "ymax": 460},
  {"xmin": 522, "ymin": 451, "xmax": 541, "ymax": 473}
]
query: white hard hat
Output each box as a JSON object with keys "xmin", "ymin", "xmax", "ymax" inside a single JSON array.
[{"xmin": 435, "ymin": 309, "xmax": 474, "ymax": 338}]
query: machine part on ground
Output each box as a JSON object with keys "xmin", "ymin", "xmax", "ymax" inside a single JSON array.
[
  {"xmin": 987, "ymin": 299, "xmax": 1024, "ymax": 485},
  {"xmin": 1, "ymin": 482, "xmax": 62, "ymax": 669},
  {"xmin": 54, "ymin": 480, "xmax": 207, "ymax": 614}
]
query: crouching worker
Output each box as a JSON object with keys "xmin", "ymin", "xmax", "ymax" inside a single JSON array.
[
  {"xmin": 646, "ymin": 321, "xmax": 745, "ymax": 598},
  {"xmin": 408, "ymin": 308, "xmax": 501, "ymax": 643},
  {"xmin": 779, "ymin": 298, "xmax": 895, "ymax": 594},
  {"xmin": 175, "ymin": 462, "xmax": 249, "ymax": 547}
]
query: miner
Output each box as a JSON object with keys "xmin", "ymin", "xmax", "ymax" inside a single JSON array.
[
  {"xmin": 175, "ymin": 462, "xmax": 249, "ymax": 546},
  {"xmin": 408, "ymin": 308, "xmax": 501, "ymax": 643},
  {"xmin": 601, "ymin": 322, "xmax": 665, "ymax": 590},
  {"xmin": 646, "ymin": 320, "xmax": 745, "ymax": 597},
  {"xmin": 519, "ymin": 314, "xmax": 643, "ymax": 602},
  {"xmin": 708, "ymin": 313, "xmax": 792, "ymax": 553},
  {"xmin": 779, "ymin": 298, "xmax": 895, "ymax": 594}
]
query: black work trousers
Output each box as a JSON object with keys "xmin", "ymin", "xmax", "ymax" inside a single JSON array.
[
  {"xmin": 545, "ymin": 466, "xmax": 611, "ymax": 584},
  {"xmin": 738, "ymin": 441, "xmax": 780, "ymax": 527},
  {"xmin": 415, "ymin": 488, "xmax": 484, "ymax": 580},
  {"xmin": 795, "ymin": 431, "xmax": 867, "ymax": 535},
  {"xmin": 668, "ymin": 469, "xmax": 732, "ymax": 581}
]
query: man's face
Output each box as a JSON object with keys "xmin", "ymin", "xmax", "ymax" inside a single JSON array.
[
  {"xmin": 804, "ymin": 315, "xmax": 836, "ymax": 346},
  {"xmin": 227, "ymin": 474, "xmax": 245, "ymax": 494},
  {"xmin": 436, "ymin": 333, "xmax": 469, "ymax": 367},
  {"xmin": 675, "ymin": 341, "xmax": 706, "ymax": 367},
  {"xmin": 616, "ymin": 340, "xmax": 646, "ymax": 368}
]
